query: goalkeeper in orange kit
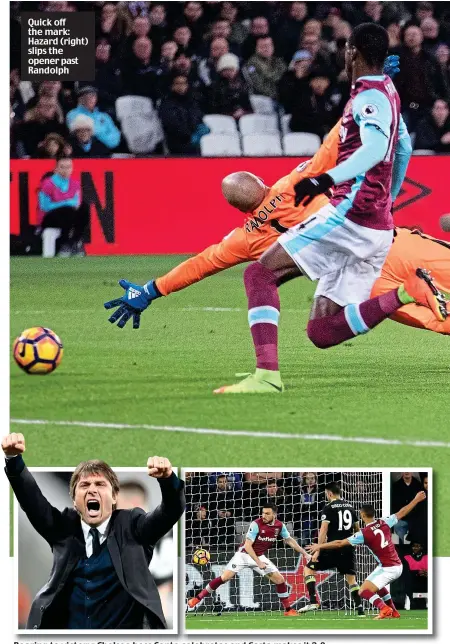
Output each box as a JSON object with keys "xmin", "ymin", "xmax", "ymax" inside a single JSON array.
[{"xmin": 104, "ymin": 116, "xmax": 449, "ymax": 336}]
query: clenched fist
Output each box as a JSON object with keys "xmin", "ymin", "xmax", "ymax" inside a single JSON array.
[
  {"xmin": 147, "ymin": 456, "xmax": 172, "ymax": 479},
  {"xmin": 415, "ymin": 491, "xmax": 427, "ymax": 503},
  {"xmin": 2, "ymin": 433, "xmax": 26, "ymax": 456}
]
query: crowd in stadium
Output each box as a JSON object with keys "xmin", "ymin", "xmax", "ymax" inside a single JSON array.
[
  {"xmin": 10, "ymin": 1, "xmax": 450, "ymax": 158},
  {"xmin": 185, "ymin": 471, "xmax": 428, "ymax": 609}
]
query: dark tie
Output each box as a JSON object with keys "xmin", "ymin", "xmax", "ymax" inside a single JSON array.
[{"xmin": 89, "ymin": 528, "xmax": 101, "ymax": 557}]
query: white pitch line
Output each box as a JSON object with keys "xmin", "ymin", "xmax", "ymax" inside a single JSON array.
[{"xmin": 10, "ymin": 418, "xmax": 450, "ymax": 449}]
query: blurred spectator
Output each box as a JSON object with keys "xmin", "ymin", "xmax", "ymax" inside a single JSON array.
[
  {"xmin": 159, "ymin": 75, "xmax": 205, "ymax": 154},
  {"xmin": 207, "ymin": 474, "xmax": 239, "ymax": 546},
  {"xmin": 68, "ymin": 114, "xmax": 111, "ymax": 158},
  {"xmin": 37, "ymin": 157, "xmax": 89, "ymax": 257},
  {"xmin": 66, "ymin": 86, "xmax": 121, "ymax": 150},
  {"xmin": 183, "ymin": 1, "xmax": 206, "ymax": 50},
  {"xmin": 414, "ymin": 99, "xmax": 450, "ymax": 152},
  {"xmin": 275, "ymin": 2, "xmax": 308, "ymax": 63},
  {"xmin": 415, "ymin": 1, "xmax": 434, "ymax": 23},
  {"xmin": 407, "ymin": 474, "xmax": 428, "ymax": 546},
  {"xmin": 220, "ymin": 2, "xmax": 248, "ymax": 46},
  {"xmin": 395, "ymin": 23, "xmax": 447, "ymax": 131},
  {"xmin": 158, "ymin": 40, "xmax": 178, "ymax": 74},
  {"xmin": 242, "ymin": 16, "xmax": 271, "ymax": 60},
  {"xmin": 121, "ymin": 13, "xmax": 152, "ymax": 60},
  {"xmin": 293, "ymin": 472, "xmax": 320, "ymax": 544},
  {"xmin": 404, "ymin": 542, "xmax": 428, "ymax": 609},
  {"xmin": 25, "ymin": 80, "xmax": 65, "ymax": 122},
  {"xmin": 10, "ymin": 68, "xmax": 26, "ymax": 121},
  {"xmin": 387, "ymin": 21, "xmax": 402, "ymax": 50},
  {"xmin": 207, "ymin": 53, "xmax": 252, "ymax": 119},
  {"xmin": 190, "ymin": 505, "xmax": 212, "ymax": 549},
  {"xmin": 280, "ymin": 51, "xmax": 336, "ymax": 136},
  {"xmin": 17, "ymin": 95, "xmax": 68, "ymax": 158},
  {"xmin": 36, "ymin": 132, "xmax": 69, "ymax": 159},
  {"xmin": 300, "ymin": 31, "xmax": 334, "ymax": 73},
  {"xmin": 255, "ymin": 478, "xmax": 286, "ymax": 521},
  {"xmin": 244, "ymin": 36, "xmax": 287, "ymax": 99},
  {"xmin": 391, "ymin": 473, "xmax": 423, "ymax": 542},
  {"xmin": 362, "ymin": 1, "xmax": 383, "ymax": 24},
  {"xmin": 149, "ymin": 3, "xmax": 169, "ymax": 55},
  {"xmin": 198, "ymin": 37, "xmax": 230, "ymax": 87},
  {"xmin": 122, "ymin": 37, "xmax": 162, "ymax": 101},
  {"xmin": 173, "ymin": 25, "xmax": 195, "ymax": 57},
  {"xmin": 94, "ymin": 39, "xmax": 122, "ymax": 115},
  {"xmin": 436, "ymin": 44, "xmax": 450, "ymax": 93},
  {"xmin": 421, "ymin": 17, "xmax": 441, "ymax": 56},
  {"xmin": 97, "ymin": 2, "xmax": 132, "ymax": 54},
  {"xmin": 116, "ymin": 480, "xmax": 148, "ymax": 509}
]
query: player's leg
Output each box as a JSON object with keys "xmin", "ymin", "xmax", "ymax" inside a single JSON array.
[
  {"xmin": 372, "ymin": 276, "xmax": 450, "ymax": 334},
  {"xmin": 358, "ymin": 580, "xmax": 392, "ymax": 619},
  {"xmin": 299, "ymin": 562, "xmax": 321, "ymax": 612},
  {"xmin": 306, "ymin": 261, "xmax": 448, "ymax": 349},
  {"xmin": 345, "ymin": 574, "xmax": 364, "ymax": 616},
  {"xmin": 187, "ymin": 568, "xmax": 236, "ymax": 608},
  {"xmin": 264, "ymin": 564, "xmax": 297, "ymax": 616},
  {"xmin": 213, "ymin": 241, "xmax": 301, "ymax": 394},
  {"xmin": 377, "ymin": 586, "xmax": 400, "ymax": 618}
]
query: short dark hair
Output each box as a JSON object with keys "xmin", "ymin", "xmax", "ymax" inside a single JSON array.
[
  {"xmin": 325, "ymin": 481, "xmax": 341, "ymax": 496},
  {"xmin": 349, "ymin": 22, "xmax": 389, "ymax": 67},
  {"xmin": 361, "ymin": 504, "xmax": 375, "ymax": 518},
  {"xmin": 263, "ymin": 502, "xmax": 277, "ymax": 513},
  {"xmin": 70, "ymin": 460, "xmax": 120, "ymax": 500}
]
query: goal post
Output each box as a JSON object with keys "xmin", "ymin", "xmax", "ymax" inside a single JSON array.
[{"xmin": 185, "ymin": 470, "xmax": 383, "ymax": 614}]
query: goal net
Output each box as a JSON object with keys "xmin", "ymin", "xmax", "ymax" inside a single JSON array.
[{"xmin": 185, "ymin": 470, "xmax": 383, "ymax": 614}]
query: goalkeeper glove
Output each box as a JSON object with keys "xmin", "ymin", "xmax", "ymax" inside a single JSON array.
[
  {"xmin": 383, "ymin": 54, "xmax": 400, "ymax": 78},
  {"xmin": 293, "ymin": 173, "xmax": 334, "ymax": 207},
  {"xmin": 104, "ymin": 279, "xmax": 161, "ymax": 329}
]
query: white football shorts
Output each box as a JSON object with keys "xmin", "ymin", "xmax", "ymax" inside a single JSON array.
[
  {"xmin": 278, "ymin": 203, "xmax": 394, "ymax": 306},
  {"xmin": 225, "ymin": 552, "xmax": 278, "ymax": 577},
  {"xmin": 367, "ymin": 564, "xmax": 403, "ymax": 589}
]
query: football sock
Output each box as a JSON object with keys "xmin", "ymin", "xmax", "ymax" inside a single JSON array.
[
  {"xmin": 305, "ymin": 575, "xmax": 317, "ymax": 603},
  {"xmin": 197, "ymin": 576, "xmax": 224, "ymax": 599},
  {"xmin": 360, "ymin": 589, "xmax": 386, "ymax": 610},
  {"xmin": 307, "ymin": 289, "xmax": 404, "ymax": 348},
  {"xmin": 378, "ymin": 586, "xmax": 396, "ymax": 610},
  {"xmin": 276, "ymin": 582, "xmax": 291, "ymax": 609},
  {"xmin": 349, "ymin": 583, "xmax": 362, "ymax": 607},
  {"xmin": 244, "ymin": 263, "xmax": 280, "ymax": 371}
]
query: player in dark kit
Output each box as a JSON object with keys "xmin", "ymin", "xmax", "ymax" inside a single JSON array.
[
  {"xmin": 299, "ymin": 482, "xmax": 364, "ymax": 615},
  {"xmin": 307, "ymin": 491, "xmax": 427, "ymax": 620},
  {"xmin": 187, "ymin": 503, "xmax": 310, "ymax": 616}
]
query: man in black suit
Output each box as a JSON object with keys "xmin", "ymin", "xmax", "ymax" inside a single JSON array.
[{"xmin": 3, "ymin": 432, "xmax": 185, "ymax": 630}]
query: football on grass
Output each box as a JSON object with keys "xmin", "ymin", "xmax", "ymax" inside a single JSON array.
[
  {"xmin": 13, "ymin": 327, "xmax": 63, "ymax": 374},
  {"xmin": 192, "ymin": 548, "xmax": 210, "ymax": 565}
]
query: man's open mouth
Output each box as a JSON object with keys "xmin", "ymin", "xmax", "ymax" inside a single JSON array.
[{"xmin": 86, "ymin": 499, "xmax": 100, "ymax": 516}]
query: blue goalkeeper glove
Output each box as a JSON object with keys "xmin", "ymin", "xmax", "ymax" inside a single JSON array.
[
  {"xmin": 383, "ymin": 54, "xmax": 400, "ymax": 78},
  {"xmin": 104, "ymin": 279, "xmax": 161, "ymax": 329}
]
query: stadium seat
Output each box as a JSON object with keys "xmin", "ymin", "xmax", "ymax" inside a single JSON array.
[
  {"xmin": 281, "ymin": 114, "xmax": 292, "ymax": 135},
  {"xmin": 203, "ymin": 114, "xmax": 238, "ymax": 135},
  {"xmin": 239, "ymin": 113, "xmax": 279, "ymax": 135},
  {"xmin": 200, "ymin": 133, "xmax": 242, "ymax": 156},
  {"xmin": 249, "ymin": 94, "xmax": 276, "ymax": 115},
  {"xmin": 242, "ymin": 134, "xmax": 282, "ymax": 156},
  {"xmin": 42, "ymin": 228, "xmax": 61, "ymax": 258},
  {"xmin": 120, "ymin": 113, "xmax": 164, "ymax": 154},
  {"xmin": 115, "ymin": 95, "xmax": 154, "ymax": 121},
  {"xmin": 283, "ymin": 132, "xmax": 321, "ymax": 156}
]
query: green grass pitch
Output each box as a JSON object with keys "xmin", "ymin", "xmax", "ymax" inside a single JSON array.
[
  {"xmin": 10, "ymin": 256, "xmax": 446, "ymax": 554},
  {"xmin": 185, "ymin": 610, "xmax": 427, "ymax": 631}
]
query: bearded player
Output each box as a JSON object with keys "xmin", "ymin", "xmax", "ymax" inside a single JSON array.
[
  {"xmin": 187, "ymin": 503, "xmax": 310, "ymax": 616},
  {"xmin": 307, "ymin": 491, "xmax": 427, "ymax": 620}
]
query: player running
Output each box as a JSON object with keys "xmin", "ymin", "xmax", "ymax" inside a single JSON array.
[
  {"xmin": 299, "ymin": 482, "xmax": 364, "ymax": 616},
  {"xmin": 307, "ymin": 491, "xmax": 427, "ymax": 620},
  {"xmin": 211, "ymin": 22, "xmax": 447, "ymax": 393},
  {"xmin": 187, "ymin": 503, "xmax": 310, "ymax": 616}
]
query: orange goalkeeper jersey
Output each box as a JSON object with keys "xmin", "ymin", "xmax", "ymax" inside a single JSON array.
[{"xmin": 156, "ymin": 121, "xmax": 341, "ymax": 296}]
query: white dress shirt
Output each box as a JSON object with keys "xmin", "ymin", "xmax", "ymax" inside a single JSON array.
[{"xmin": 81, "ymin": 516, "xmax": 111, "ymax": 558}]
